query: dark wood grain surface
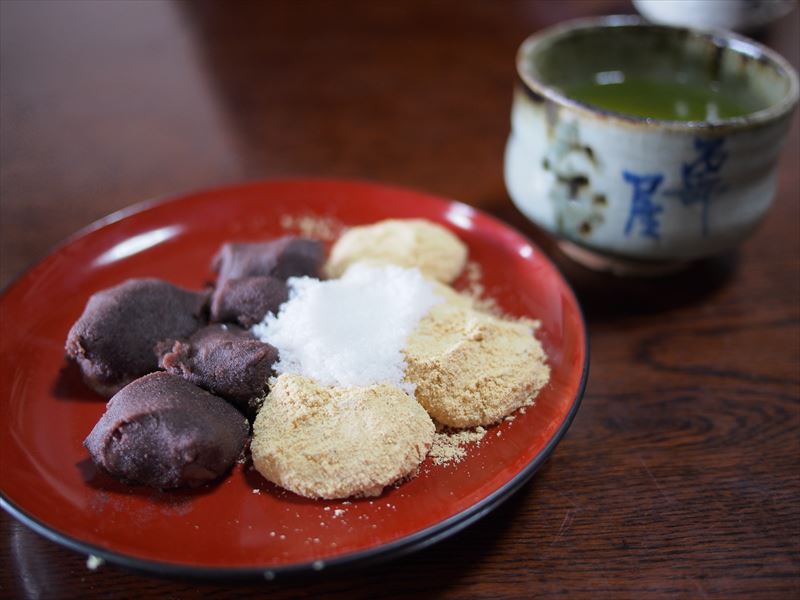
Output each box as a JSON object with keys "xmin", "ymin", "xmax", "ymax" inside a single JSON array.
[{"xmin": 1, "ymin": 1, "xmax": 798, "ymax": 598}]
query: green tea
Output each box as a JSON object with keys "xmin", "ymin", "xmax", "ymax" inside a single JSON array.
[{"xmin": 563, "ymin": 77, "xmax": 755, "ymax": 121}]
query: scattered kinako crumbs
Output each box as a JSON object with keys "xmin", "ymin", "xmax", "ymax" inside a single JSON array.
[
  {"xmin": 429, "ymin": 426, "xmax": 487, "ymax": 465},
  {"xmin": 280, "ymin": 214, "xmax": 345, "ymax": 241},
  {"xmin": 462, "ymin": 261, "xmax": 501, "ymax": 315}
]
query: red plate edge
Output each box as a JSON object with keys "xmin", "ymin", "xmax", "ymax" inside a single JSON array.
[{"xmin": 0, "ymin": 178, "xmax": 590, "ymax": 579}]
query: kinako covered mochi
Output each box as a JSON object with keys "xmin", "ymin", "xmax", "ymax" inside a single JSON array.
[
  {"xmin": 325, "ymin": 219, "xmax": 467, "ymax": 283},
  {"xmin": 250, "ymin": 374, "xmax": 434, "ymax": 499}
]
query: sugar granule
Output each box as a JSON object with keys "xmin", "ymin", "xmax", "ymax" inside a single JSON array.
[{"xmin": 253, "ymin": 264, "xmax": 442, "ymax": 395}]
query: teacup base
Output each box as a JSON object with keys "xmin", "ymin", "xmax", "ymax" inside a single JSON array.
[{"xmin": 558, "ymin": 240, "xmax": 690, "ymax": 277}]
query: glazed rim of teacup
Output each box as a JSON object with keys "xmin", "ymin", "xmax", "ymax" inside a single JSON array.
[{"xmin": 517, "ymin": 15, "xmax": 799, "ymax": 132}]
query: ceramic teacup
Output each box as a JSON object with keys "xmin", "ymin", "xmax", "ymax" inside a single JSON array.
[
  {"xmin": 633, "ymin": 0, "xmax": 796, "ymax": 33},
  {"xmin": 504, "ymin": 16, "xmax": 798, "ymax": 273}
]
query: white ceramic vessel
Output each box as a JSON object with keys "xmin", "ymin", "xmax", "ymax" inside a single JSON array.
[
  {"xmin": 505, "ymin": 17, "xmax": 798, "ymax": 271},
  {"xmin": 633, "ymin": 0, "xmax": 796, "ymax": 33}
]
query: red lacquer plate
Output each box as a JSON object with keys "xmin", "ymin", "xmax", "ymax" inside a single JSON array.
[{"xmin": 0, "ymin": 179, "xmax": 588, "ymax": 578}]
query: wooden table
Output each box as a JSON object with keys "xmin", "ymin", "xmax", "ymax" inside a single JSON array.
[{"xmin": 1, "ymin": 1, "xmax": 798, "ymax": 597}]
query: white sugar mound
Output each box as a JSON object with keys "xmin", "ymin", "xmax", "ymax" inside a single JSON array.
[{"xmin": 252, "ymin": 263, "xmax": 442, "ymax": 395}]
